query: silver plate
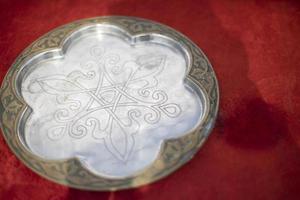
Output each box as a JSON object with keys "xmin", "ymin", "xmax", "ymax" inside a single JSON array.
[{"xmin": 0, "ymin": 16, "xmax": 219, "ymax": 190}]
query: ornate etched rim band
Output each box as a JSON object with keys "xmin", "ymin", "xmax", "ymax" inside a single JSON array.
[{"xmin": 0, "ymin": 16, "xmax": 219, "ymax": 190}]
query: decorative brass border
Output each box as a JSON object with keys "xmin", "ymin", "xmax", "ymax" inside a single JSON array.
[{"xmin": 0, "ymin": 16, "xmax": 219, "ymax": 190}]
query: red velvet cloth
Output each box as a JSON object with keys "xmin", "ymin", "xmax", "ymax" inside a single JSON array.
[{"xmin": 1, "ymin": 0, "xmax": 300, "ymax": 199}]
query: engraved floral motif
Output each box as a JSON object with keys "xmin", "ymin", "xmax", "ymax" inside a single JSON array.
[{"xmin": 26, "ymin": 46, "xmax": 181, "ymax": 162}]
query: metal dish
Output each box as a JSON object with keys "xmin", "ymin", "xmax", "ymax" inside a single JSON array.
[{"xmin": 0, "ymin": 16, "xmax": 219, "ymax": 190}]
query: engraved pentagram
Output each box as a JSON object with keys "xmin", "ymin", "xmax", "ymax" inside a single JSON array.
[{"xmin": 26, "ymin": 46, "xmax": 182, "ymax": 162}]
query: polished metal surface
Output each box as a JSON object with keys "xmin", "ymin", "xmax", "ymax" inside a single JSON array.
[{"xmin": 0, "ymin": 16, "xmax": 219, "ymax": 190}]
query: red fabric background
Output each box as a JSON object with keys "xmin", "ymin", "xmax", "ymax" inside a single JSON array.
[{"xmin": 0, "ymin": 0, "xmax": 300, "ymax": 199}]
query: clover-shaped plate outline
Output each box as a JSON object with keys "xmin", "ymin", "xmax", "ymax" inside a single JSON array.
[{"xmin": 0, "ymin": 16, "xmax": 219, "ymax": 190}]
